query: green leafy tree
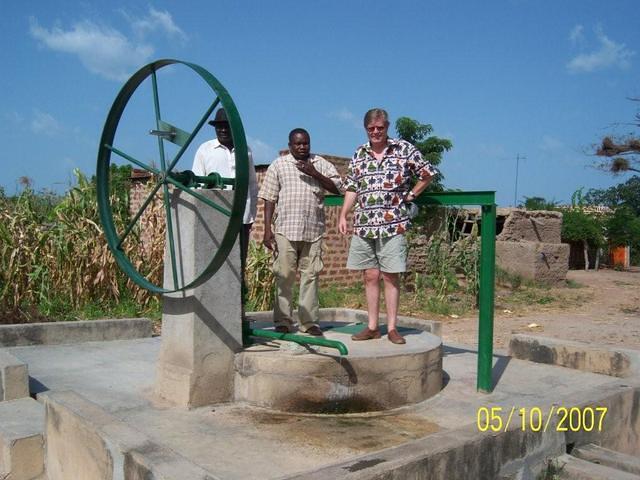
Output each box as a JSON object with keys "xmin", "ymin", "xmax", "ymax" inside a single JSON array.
[
  {"xmin": 521, "ymin": 196, "xmax": 558, "ymax": 211},
  {"xmin": 585, "ymin": 175, "xmax": 640, "ymax": 216},
  {"xmin": 561, "ymin": 188, "xmax": 605, "ymax": 270},
  {"xmin": 605, "ymin": 206, "xmax": 640, "ymax": 248},
  {"xmin": 395, "ymin": 117, "xmax": 452, "ymax": 192},
  {"xmin": 561, "ymin": 209, "xmax": 605, "ymax": 270}
]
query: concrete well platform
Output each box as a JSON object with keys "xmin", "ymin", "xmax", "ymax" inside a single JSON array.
[
  {"xmin": 6, "ymin": 334, "xmax": 640, "ymax": 479},
  {"xmin": 3, "ymin": 310, "xmax": 640, "ymax": 479},
  {"xmin": 236, "ymin": 323, "xmax": 442, "ymax": 412}
]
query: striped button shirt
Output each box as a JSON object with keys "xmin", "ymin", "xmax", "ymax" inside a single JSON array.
[{"xmin": 259, "ymin": 154, "xmax": 342, "ymax": 242}]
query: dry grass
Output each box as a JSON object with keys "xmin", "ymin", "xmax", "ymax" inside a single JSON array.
[
  {"xmin": 0, "ymin": 169, "xmax": 164, "ymax": 322},
  {"xmin": 0, "ymin": 176, "xmax": 489, "ymax": 323},
  {"xmin": 245, "ymin": 241, "xmax": 275, "ymax": 311}
]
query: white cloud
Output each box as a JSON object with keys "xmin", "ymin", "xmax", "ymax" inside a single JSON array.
[
  {"xmin": 569, "ymin": 25, "xmax": 584, "ymax": 45},
  {"xmin": 247, "ymin": 136, "xmax": 278, "ymax": 165},
  {"xmin": 567, "ymin": 26, "xmax": 635, "ymax": 73},
  {"xmin": 539, "ymin": 135, "xmax": 564, "ymax": 152},
  {"xmin": 329, "ymin": 107, "xmax": 361, "ymax": 128},
  {"xmin": 31, "ymin": 110, "xmax": 63, "ymax": 136},
  {"xmin": 29, "ymin": 18, "xmax": 153, "ymax": 81},
  {"xmin": 122, "ymin": 7, "xmax": 187, "ymax": 42},
  {"xmin": 29, "ymin": 8, "xmax": 186, "ymax": 82}
]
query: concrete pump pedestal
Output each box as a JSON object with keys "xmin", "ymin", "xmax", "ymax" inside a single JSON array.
[
  {"xmin": 235, "ymin": 323, "xmax": 443, "ymax": 413},
  {"xmin": 156, "ymin": 190, "xmax": 243, "ymax": 408}
]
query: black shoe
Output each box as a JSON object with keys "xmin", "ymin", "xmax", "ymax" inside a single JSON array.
[
  {"xmin": 305, "ymin": 326, "xmax": 324, "ymax": 336},
  {"xmin": 274, "ymin": 325, "xmax": 291, "ymax": 334}
]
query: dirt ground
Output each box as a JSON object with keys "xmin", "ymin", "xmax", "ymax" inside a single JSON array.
[{"xmin": 442, "ymin": 268, "xmax": 640, "ymax": 350}]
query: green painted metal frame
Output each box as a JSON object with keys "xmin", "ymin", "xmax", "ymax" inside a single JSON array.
[
  {"xmin": 325, "ymin": 191, "xmax": 497, "ymax": 392},
  {"xmin": 248, "ymin": 328, "xmax": 349, "ymax": 355},
  {"xmin": 96, "ymin": 59, "xmax": 249, "ymax": 294}
]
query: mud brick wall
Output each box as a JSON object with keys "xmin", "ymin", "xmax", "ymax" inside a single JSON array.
[
  {"xmin": 497, "ymin": 209, "xmax": 563, "ymax": 244},
  {"xmin": 496, "ymin": 209, "xmax": 569, "ymax": 284},
  {"xmin": 496, "ymin": 240, "xmax": 570, "ymax": 284}
]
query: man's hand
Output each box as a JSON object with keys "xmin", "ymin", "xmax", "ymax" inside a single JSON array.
[
  {"xmin": 262, "ymin": 230, "xmax": 278, "ymax": 255},
  {"xmin": 338, "ymin": 215, "xmax": 349, "ymax": 235},
  {"xmin": 339, "ymin": 191, "xmax": 357, "ymax": 235},
  {"xmin": 295, "ymin": 160, "xmax": 317, "ymax": 177}
]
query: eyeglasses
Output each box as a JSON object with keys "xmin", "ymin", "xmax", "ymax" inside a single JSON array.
[{"xmin": 366, "ymin": 125, "xmax": 387, "ymax": 133}]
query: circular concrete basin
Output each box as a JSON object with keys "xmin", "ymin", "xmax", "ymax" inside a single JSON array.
[{"xmin": 235, "ymin": 323, "xmax": 442, "ymax": 413}]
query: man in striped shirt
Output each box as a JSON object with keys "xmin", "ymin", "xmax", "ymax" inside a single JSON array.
[{"xmin": 259, "ymin": 128, "xmax": 342, "ymax": 336}]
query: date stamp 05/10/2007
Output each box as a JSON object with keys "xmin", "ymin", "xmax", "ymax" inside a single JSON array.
[{"xmin": 476, "ymin": 406, "xmax": 608, "ymax": 433}]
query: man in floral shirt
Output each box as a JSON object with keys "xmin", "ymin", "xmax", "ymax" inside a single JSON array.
[{"xmin": 339, "ymin": 108, "xmax": 438, "ymax": 344}]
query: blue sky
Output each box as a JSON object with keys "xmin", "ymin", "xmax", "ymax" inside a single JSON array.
[{"xmin": 1, "ymin": 0, "xmax": 638, "ymax": 206}]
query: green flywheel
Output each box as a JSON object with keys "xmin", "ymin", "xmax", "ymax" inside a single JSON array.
[{"xmin": 96, "ymin": 59, "xmax": 249, "ymax": 293}]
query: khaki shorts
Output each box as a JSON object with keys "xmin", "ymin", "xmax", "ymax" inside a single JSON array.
[{"xmin": 346, "ymin": 234, "xmax": 407, "ymax": 273}]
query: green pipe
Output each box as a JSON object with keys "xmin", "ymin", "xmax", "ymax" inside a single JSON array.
[
  {"xmin": 248, "ymin": 328, "xmax": 348, "ymax": 356},
  {"xmin": 194, "ymin": 174, "xmax": 235, "ymax": 188},
  {"xmin": 477, "ymin": 203, "xmax": 497, "ymax": 392},
  {"xmin": 169, "ymin": 170, "xmax": 234, "ymax": 189}
]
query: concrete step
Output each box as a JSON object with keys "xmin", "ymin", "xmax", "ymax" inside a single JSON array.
[
  {"xmin": 572, "ymin": 444, "xmax": 640, "ymax": 476},
  {"xmin": 0, "ymin": 350, "xmax": 29, "ymax": 400},
  {"xmin": 43, "ymin": 390, "xmax": 215, "ymax": 480},
  {"xmin": 556, "ymin": 453, "xmax": 640, "ymax": 480},
  {"xmin": 0, "ymin": 397, "xmax": 45, "ymax": 480}
]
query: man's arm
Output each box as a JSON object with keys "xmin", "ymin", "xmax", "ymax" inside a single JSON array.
[
  {"xmin": 405, "ymin": 146, "xmax": 438, "ymax": 202},
  {"xmin": 262, "ymin": 200, "xmax": 277, "ymax": 253},
  {"xmin": 245, "ymin": 151, "xmax": 259, "ymax": 224},
  {"xmin": 338, "ymin": 191, "xmax": 358, "ymax": 234},
  {"xmin": 404, "ymin": 176, "xmax": 433, "ymax": 203}
]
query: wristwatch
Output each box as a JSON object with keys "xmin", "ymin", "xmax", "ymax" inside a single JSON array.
[{"xmin": 406, "ymin": 190, "xmax": 416, "ymax": 201}]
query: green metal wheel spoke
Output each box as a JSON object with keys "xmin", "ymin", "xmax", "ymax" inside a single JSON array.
[
  {"xmin": 151, "ymin": 70, "xmax": 170, "ymax": 175},
  {"xmin": 166, "ymin": 97, "xmax": 220, "ymax": 173},
  {"xmin": 117, "ymin": 180, "xmax": 164, "ymax": 248},
  {"xmin": 150, "ymin": 69, "xmax": 179, "ymax": 289},
  {"xmin": 161, "ymin": 182, "xmax": 180, "ymax": 290},
  {"xmin": 106, "ymin": 145, "xmax": 161, "ymax": 175},
  {"xmin": 165, "ymin": 177, "xmax": 232, "ymax": 217},
  {"xmin": 98, "ymin": 60, "xmax": 249, "ymax": 296}
]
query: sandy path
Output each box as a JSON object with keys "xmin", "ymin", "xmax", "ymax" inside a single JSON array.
[{"xmin": 441, "ymin": 269, "xmax": 640, "ymax": 350}]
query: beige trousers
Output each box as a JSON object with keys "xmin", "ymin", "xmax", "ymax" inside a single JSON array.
[{"xmin": 273, "ymin": 234, "xmax": 323, "ymax": 331}]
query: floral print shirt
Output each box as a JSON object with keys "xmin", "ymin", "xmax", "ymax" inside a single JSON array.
[{"xmin": 344, "ymin": 138, "xmax": 438, "ymax": 238}]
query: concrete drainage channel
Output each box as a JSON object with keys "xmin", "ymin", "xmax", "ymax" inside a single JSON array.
[{"xmin": 0, "ymin": 314, "xmax": 638, "ymax": 479}]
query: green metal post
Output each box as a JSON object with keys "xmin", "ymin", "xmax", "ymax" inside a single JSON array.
[
  {"xmin": 477, "ymin": 203, "xmax": 496, "ymax": 392},
  {"xmin": 327, "ymin": 191, "xmax": 498, "ymax": 391}
]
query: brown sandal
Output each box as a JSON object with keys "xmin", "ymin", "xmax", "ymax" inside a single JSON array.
[
  {"xmin": 387, "ymin": 329, "xmax": 406, "ymax": 345},
  {"xmin": 351, "ymin": 327, "xmax": 381, "ymax": 341}
]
